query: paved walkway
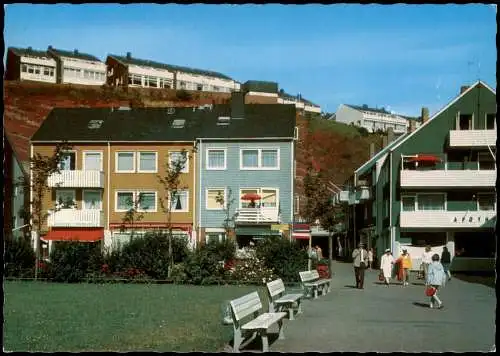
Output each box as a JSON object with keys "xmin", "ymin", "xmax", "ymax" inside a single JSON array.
[{"xmin": 253, "ymin": 261, "xmax": 495, "ymax": 352}]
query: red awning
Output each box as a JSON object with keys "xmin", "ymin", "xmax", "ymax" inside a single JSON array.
[
  {"xmin": 407, "ymin": 155, "xmax": 442, "ymax": 164},
  {"xmin": 241, "ymin": 193, "xmax": 262, "ymax": 201},
  {"xmin": 43, "ymin": 228, "xmax": 104, "ymax": 242},
  {"xmin": 292, "ymin": 232, "xmax": 311, "ymax": 240}
]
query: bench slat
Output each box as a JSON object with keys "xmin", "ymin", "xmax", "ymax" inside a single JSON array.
[
  {"xmin": 230, "ymin": 291, "xmax": 262, "ymax": 321},
  {"xmin": 242, "ymin": 312, "xmax": 287, "ymax": 330},
  {"xmin": 275, "ymin": 293, "xmax": 303, "ymax": 304}
]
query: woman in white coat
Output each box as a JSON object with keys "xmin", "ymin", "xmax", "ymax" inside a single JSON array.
[{"xmin": 380, "ymin": 248, "xmax": 394, "ymax": 286}]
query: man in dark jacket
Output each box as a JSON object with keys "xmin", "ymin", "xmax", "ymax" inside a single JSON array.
[
  {"xmin": 441, "ymin": 246, "xmax": 452, "ymax": 281},
  {"xmin": 352, "ymin": 242, "xmax": 369, "ymax": 289}
]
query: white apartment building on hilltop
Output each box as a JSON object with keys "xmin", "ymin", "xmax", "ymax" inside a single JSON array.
[{"xmin": 334, "ymin": 104, "xmax": 421, "ymax": 134}]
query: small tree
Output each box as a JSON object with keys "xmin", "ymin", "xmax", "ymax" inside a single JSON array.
[
  {"xmin": 157, "ymin": 148, "xmax": 196, "ymax": 278},
  {"xmin": 23, "ymin": 141, "xmax": 73, "ymax": 279},
  {"xmin": 215, "ymin": 187, "xmax": 238, "ymax": 240},
  {"xmin": 119, "ymin": 193, "xmax": 145, "ymax": 241}
]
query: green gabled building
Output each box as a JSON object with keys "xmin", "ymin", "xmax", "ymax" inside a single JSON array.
[{"xmin": 337, "ymin": 81, "xmax": 496, "ymax": 272}]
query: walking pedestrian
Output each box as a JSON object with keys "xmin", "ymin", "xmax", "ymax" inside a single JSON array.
[
  {"xmin": 379, "ymin": 248, "xmax": 394, "ymax": 286},
  {"xmin": 352, "ymin": 242, "xmax": 369, "ymax": 289},
  {"xmin": 368, "ymin": 248, "xmax": 374, "ymax": 270},
  {"xmin": 421, "ymin": 245, "xmax": 432, "ymax": 280},
  {"xmin": 426, "ymin": 253, "xmax": 447, "ymax": 309},
  {"xmin": 397, "ymin": 248, "xmax": 412, "ymax": 286},
  {"xmin": 441, "ymin": 246, "xmax": 452, "ymax": 281}
]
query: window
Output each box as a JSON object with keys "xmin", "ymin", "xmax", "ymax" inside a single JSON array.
[
  {"xmin": 417, "ymin": 194, "xmax": 445, "ymax": 211},
  {"xmin": 116, "ymin": 152, "xmax": 135, "ymax": 172},
  {"xmin": 138, "ymin": 152, "xmax": 157, "ymax": 172},
  {"xmin": 137, "ymin": 192, "xmax": 156, "ymax": 212},
  {"xmin": 206, "ymin": 188, "xmax": 225, "ymax": 210},
  {"xmin": 59, "ymin": 152, "xmax": 76, "ymax": 170},
  {"xmin": 261, "ymin": 189, "xmax": 277, "ymax": 207},
  {"xmin": 457, "ymin": 113, "xmax": 472, "ymax": 130},
  {"xmin": 170, "ymin": 190, "xmax": 189, "ymax": 212},
  {"xmin": 240, "ymin": 149, "xmax": 279, "ymax": 169},
  {"xmin": 294, "ymin": 126, "xmax": 299, "ymax": 140},
  {"xmin": 147, "ymin": 76, "xmax": 158, "ymax": 88},
  {"xmin": 206, "ymin": 232, "xmax": 226, "ymax": 244},
  {"xmin": 116, "ymin": 191, "xmax": 134, "ymax": 211},
  {"xmin": 207, "ymin": 149, "xmax": 226, "ymax": 170},
  {"xmin": 241, "ymin": 150, "xmax": 259, "ymax": 168},
  {"xmin": 478, "ymin": 152, "xmax": 495, "ymax": 170},
  {"xmin": 129, "ymin": 74, "xmax": 142, "ymax": 86},
  {"xmin": 262, "ymin": 150, "xmax": 278, "ymax": 168},
  {"xmin": 21, "ymin": 64, "xmax": 27, "ymax": 72},
  {"xmin": 44, "ymin": 67, "xmax": 51, "ymax": 76},
  {"xmin": 83, "ymin": 152, "xmax": 102, "ymax": 171},
  {"xmin": 478, "ymin": 194, "xmax": 495, "ymax": 211},
  {"xmin": 55, "ymin": 190, "xmax": 76, "ymax": 209},
  {"xmin": 240, "ymin": 189, "xmax": 260, "ymax": 208},
  {"xmin": 83, "ymin": 190, "xmax": 102, "ymax": 210},
  {"xmin": 486, "ymin": 114, "xmax": 496, "ymax": 130},
  {"xmin": 197, "ymin": 84, "xmax": 203, "ymax": 91},
  {"xmin": 171, "ymin": 119, "xmax": 185, "ymax": 128},
  {"xmin": 34, "ymin": 67, "xmax": 41, "ymax": 75},
  {"xmin": 169, "ymin": 151, "xmax": 189, "ymax": 173},
  {"xmin": 401, "ymin": 196, "xmax": 416, "ymax": 211}
]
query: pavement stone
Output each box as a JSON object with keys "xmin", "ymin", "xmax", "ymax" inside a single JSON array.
[{"xmin": 258, "ymin": 261, "xmax": 497, "ymax": 353}]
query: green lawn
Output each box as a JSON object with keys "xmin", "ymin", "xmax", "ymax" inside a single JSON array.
[{"xmin": 3, "ymin": 281, "xmax": 270, "ymax": 352}]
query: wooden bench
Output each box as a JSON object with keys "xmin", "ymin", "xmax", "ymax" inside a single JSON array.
[
  {"xmin": 229, "ymin": 291, "xmax": 287, "ymax": 352},
  {"xmin": 266, "ymin": 278, "xmax": 304, "ymax": 320},
  {"xmin": 299, "ymin": 270, "xmax": 332, "ymax": 299}
]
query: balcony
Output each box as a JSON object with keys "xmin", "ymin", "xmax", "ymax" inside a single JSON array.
[
  {"xmin": 449, "ymin": 129, "xmax": 496, "ymax": 148},
  {"xmin": 47, "ymin": 170, "xmax": 105, "ymax": 188},
  {"xmin": 47, "ymin": 209, "xmax": 104, "ymax": 227},
  {"xmin": 400, "ymin": 210, "xmax": 496, "ymax": 229},
  {"xmin": 400, "ymin": 169, "xmax": 496, "ymax": 188},
  {"xmin": 235, "ymin": 208, "xmax": 280, "ymax": 224}
]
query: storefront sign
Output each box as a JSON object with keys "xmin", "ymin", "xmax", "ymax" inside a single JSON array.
[{"xmin": 271, "ymin": 224, "xmax": 289, "ymax": 231}]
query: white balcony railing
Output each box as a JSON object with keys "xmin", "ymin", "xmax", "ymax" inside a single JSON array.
[
  {"xmin": 400, "ymin": 210, "xmax": 496, "ymax": 229},
  {"xmin": 47, "ymin": 170, "xmax": 104, "ymax": 188},
  {"xmin": 338, "ymin": 191, "xmax": 350, "ymax": 203},
  {"xmin": 400, "ymin": 169, "xmax": 496, "ymax": 188},
  {"xmin": 47, "ymin": 209, "xmax": 103, "ymax": 227},
  {"xmin": 449, "ymin": 129, "xmax": 496, "ymax": 148},
  {"xmin": 235, "ymin": 208, "xmax": 280, "ymax": 224}
]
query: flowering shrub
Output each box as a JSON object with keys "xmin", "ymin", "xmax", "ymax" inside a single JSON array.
[{"xmin": 228, "ymin": 255, "xmax": 277, "ymax": 284}]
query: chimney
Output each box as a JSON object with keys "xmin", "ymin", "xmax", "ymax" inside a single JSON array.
[
  {"xmin": 48, "ymin": 45, "xmax": 53, "ymax": 51},
  {"xmin": 126, "ymin": 52, "xmax": 132, "ymax": 59},
  {"xmin": 460, "ymin": 85, "xmax": 470, "ymax": 94},
  {"xmin": 387, "ymin": 127, "xmax": 395, "ymax": 143},
  {"xmin": 409, "ymin": 120, "xmax": 416, "ymax": 133},
  {"xmin": 369, "ymin": 142, "xmax": 375, "ymax": 158},
  {"xmin": 231, "ymin": 91, "xmax": 246, "ymax": 119},
  {"xmin": 421, "ymin": 107, "xmax": 429, "ymax": 124}
]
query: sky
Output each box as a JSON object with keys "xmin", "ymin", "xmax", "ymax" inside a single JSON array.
[{"xmin": 3, "ymin": 4, "xmax": 497, "ymax": 116}]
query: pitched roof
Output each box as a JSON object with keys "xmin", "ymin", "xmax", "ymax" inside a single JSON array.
[
  {"xmin": 389, "ymin": 80, "xmax": 496, "ymax": 153},
  {"xmin": 48, "ymin": 47, "xmax": 102, "ymax": 62},
  {"xmin": 8, "ymin": 46, "xmax": 51, "ymax": 58},
  {"xmin": 109, "ymin": 54, "xmax": 233, "ymax": 80},
  {"xmin": 243, "ymin": 80, "xmax": 278, "ymax": 94},
  {"xmin": 30, "ymin": 104, "xmax": 296, "ymax": 142},
  {"xmin": 199, "ymin": 104, "xmax": 296, "ymax": 139},
  {"xmin": 346, "ymin": 104, "xmax": 409, "ymax": 117},
  {"xmin": 355, "ymin": 133, "xmax": 408, "ymax": 177}
]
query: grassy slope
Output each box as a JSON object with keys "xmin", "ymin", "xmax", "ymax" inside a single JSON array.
[{"xmin": 3, "ymin": 281, "xmax": 273, "ymax": 352}]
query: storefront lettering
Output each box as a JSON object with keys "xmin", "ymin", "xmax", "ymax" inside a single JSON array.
[{"xmin": 452, "ymin": 216, "xmax": 489, "ymax": 223}]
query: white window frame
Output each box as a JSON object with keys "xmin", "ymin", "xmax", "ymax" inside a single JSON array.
[
  {"xmin": 294, "ymin": 126, "xmax": 299, "ymax": 140},
  {"xmin": 206, "ymin": 188, "xmax": 226, "ymax": 210},
  {"xmin": 59, "ymin": 150, "xmax": 77, "ymax": 171},
  {"xmin": 170, "ymin": 189, "xmax": 189, "ymax": 213},
  {"xmin": 456, "ymin": 111, "xmax": 474, "ymax": 130},
  {"xmin": 206, "ymin": 148, "xmax": 227, "ymax": 170},
  {"xmin": 115, "ymin": 190, "xmax": 136, "ymax": 212},
  {"xmin": 82, "ymin": 189, "xmax": 103, "ymax": 210},
  {"xmin": 83, "ymin": 151, "xmax": 103, "ymax": 171},
  {"xmin": 137, "ymin": 151, "xmax": 158, "ymax": 173},
  {"xmin": 55, "ymin": 189, "xmax": 76, "ymax": 210},
  {"xmin": 169, "ymin": 151, "xmax": 189, "ymax": 174},
  {"xmin": 240, "ymin": 148, "xmax": 280, "ymax": 170},
  {"xmin": 136, "ymin": 191, "xmax": 158, "ymax": 212},
  {"xmin": 416, "ymin": 192, "xmax": 447, "ymax": 211},
  {"xmin": 238, "ymin": 187, "xmax": 279, "ymax": 209},
  {"xmin": 115, "ymin": 151, "xmax": 136, "ymax": 173}
]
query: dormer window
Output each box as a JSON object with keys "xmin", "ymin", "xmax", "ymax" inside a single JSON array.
[
  {"xmin": 172, "ymin": 119, "xmax": 185, "ymax": 128},
  {"xmin": 88, "ymin": 120, "xmax": 103, "ymax": 129}
]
